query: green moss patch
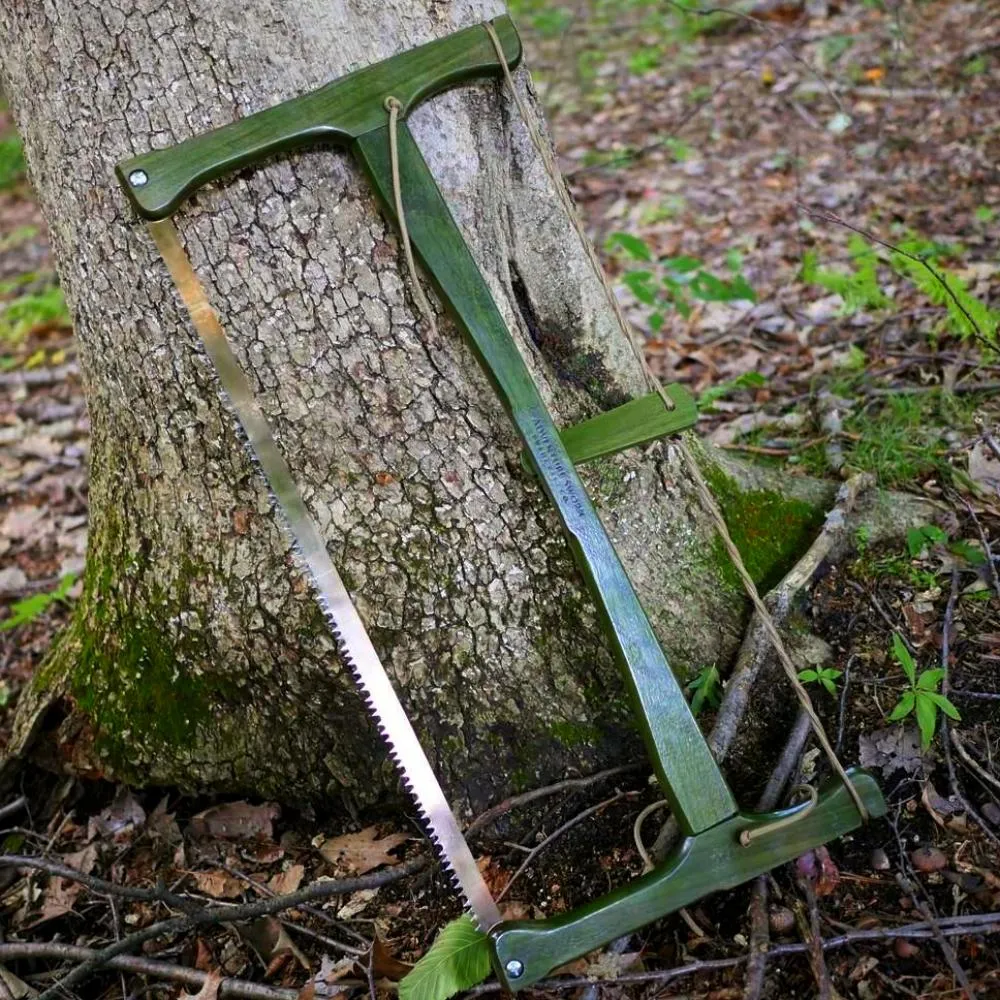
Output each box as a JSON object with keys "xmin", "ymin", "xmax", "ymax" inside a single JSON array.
[
  {"xmin": 705, "ymin": 463, "xmax": 823, "ymax": 593},
  {"xmin": 65, "ymin": 519, "xmax": 240, "ymax": 778}
]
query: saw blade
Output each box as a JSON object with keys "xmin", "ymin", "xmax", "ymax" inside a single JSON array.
[{"xmin": 148, "ymin": 217, "xmax": 501, "ymax": 931}]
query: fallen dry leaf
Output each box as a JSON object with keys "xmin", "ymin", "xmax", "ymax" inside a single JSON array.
[
  {"xmin": 62, "ymin": 843, "xmax": 98, "ymax": 876},
  {"xmin": 188, "ymin": 801, "xmax": 280, "ymax": 841},
  {"xmin": 268, "ymin": 863, "xmax": 305, "ymax": 896},
  {"xmin": 367, "ymin": 934, "xmax": 412, "ymax": 981},
  {"xmin": 24, "ymin": 876, "xmax": 82, "ymax": 928},
  {"xmin": 182, "ymin": 970, "xmax": 223, "ymax": 1000},
  {"xmin": 192, "ymin": 870, "xmax": 245, "ymax": 899},
  {"xmin": 336, "ymin": 887, "xmax": 378, "ymax": 919},
  {"xmin": 796, "ymin": 846, "xmax": 840, "ymax": 896},
  {"xmin": 969, "ymin": 441, "xmax": 1000, "ymax": 494},
  {"xmin": 87, "ymin": 786, "xmax": 146, "ymax": 841},
  {"xmin": 241, "ymin": 915, "xmax": 310, "ymax": 971},
  {"xmin": 319, "ymin": 826, "xmax": 408, "ymax": 874}
]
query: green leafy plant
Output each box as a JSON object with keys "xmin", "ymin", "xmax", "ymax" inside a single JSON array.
[
  {"xmin": 399, "ymin": 915, "xmax": 492, "ymax": 1000},
  {"xmin": 887, "ymin": 633, "xmax": 960, "ymax": 749},
  {"xmin": 906, "ymin": 523, "xmax": 948, "ymax": 557},
  {"xmin": 906, "ymin": 523, "xmax": 986, "ymax": 566},
  {"xmin": 686, "ymin": 665, "xmax": 721, "ymax": 715},
  {"xmin": 1, "ymin": 574, "xmax": 77, "ymax": 632},
  {"xmin": 889, "ymin": 240, "xmax": 998, "ymax": 344},
  {"xmin": 797, "ymin": 666, "xmax": 843, "ymax": 696},
  {"xmin": 801, "ymin": 235, "xmax": 999, "ymax": 345},
  {"xmin": 801, "ymin": 235, "xmax": 890, "ymax": 313},
  {"xmin": 697, "ymin": 370, "xmax": 767, "ymax": 409},
  {"xmin": 0, "ymin": 284, "xmax": 71, "ymax": 344},
  {"xmin": 608, "ymin": 232, "xmax": 755, "ymax": 330},
  {"xmin": 0, "ymin": 135, "xmax": 26, "ymax": 190}
]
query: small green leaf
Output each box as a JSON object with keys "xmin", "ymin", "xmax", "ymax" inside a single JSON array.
[
  {"xmin": 663, "ymin": 255, "xmax": 702, "ymax": 275},
  {"xmin": 622, "ymin": 270, "xmax": 657, "ymax": 306},
  {"xmin": 888, "ymin": 691, "xmax": 915, "ymax": 721},
  {"xmin": 399, "ymin": 916, "xmax": 492, "ymax": 1000},
  {"xmin": 916, "ymin": 668, "xmax": 944, "ymax": 691},
  {"xmin": 687, "ymin": 665, "xmax": 721, "ymax": 715},
  {"xmin": 923, "ymin": 692, "xmax": 961, "ymax": 721},
  {"xmin": 892, "ymin": 633, "xmax": 916, "ymax": 685},
  {"xmin": 798, "ymin": 669, "xmax": 819, "ymax": 683},
  {"xmin": 608, "ymin": 232, "xmax": 652, "ymax": 262},
  {"xmin": 821, "ymin": 677, "xmax": 836, "ymax": 695},
  {"xmin": 914, "ymin": 693, "xmax": 938, "ymax": 749},
  {"xmin": 949, "ymin": 539, "xmax": 986, "ymax": 566},
  {"xmin": 906, "ymin": 527, "xmax": 925, "ymax": 557}
]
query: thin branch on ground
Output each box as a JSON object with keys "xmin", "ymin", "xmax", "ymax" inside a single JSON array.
[
  {"xmin": 464, "ymin": 764, "xmax": 642, "ymax": 839},
  {"xmin": 977, "ymin": 421, "xmax": 1000, "ymax": 466},
  {"xmin": 890, "ymin": 805, "xmax": 978, "ymax": 1000},
  {"xmin": 938, "ymin": 568, "xmax": 1000, "ymax": 847},
  {"xmin": 0, "ymin": 943, "xmax": 299, "ymax": 1000},
  {"xmin": 662, "ymin": 0, "xmax": 846, "ymax": 114},
  {"xmin": 743, "ymin": 705, "xmax": 814, "ymax": 999},
  {"xmin": 220, "ymin": 864, "xmax": 369, "ymax": 955},
  {"xmin": 496, "ymin": 790, "xmax": 636, "ymax": 902},
  {"xmin": 0, "ymin": 798, "xmax": 27, "ymax": 824},
  {"xmin": 743, "ymin": 876, "xmax": 770, "ymax": 1000},
  {"xmin": 950, "ymin": 730, "xmax": 1000, "ymax": 799},
  {"xmin": 653, "ymin": 473, "xmax": 872, "ymax": 861},
  {"xmin": 958, "ymin": 495, "xmax": 1000, "ymax": 601},
  {"xmin": 32, "ymin": 856, "xmax": 428, "ymax": 1000},
  {"xmin": 797, "ymin": 876, "xmax": 834, "ymax": 1000},
  {"xmin": 835, "ymin": 655, "xmax": 854, "ymax": 757},
  {"xmin": 0, "ymin": 854, "xmax": 200, "ymax": 909}
]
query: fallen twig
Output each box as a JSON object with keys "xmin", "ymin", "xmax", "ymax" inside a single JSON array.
[
  {"xmin": 0, "ymin": 363, "xmax": 79, "ymax": 388},
  {"xmin": 0, "ymin": 943, "xmax": 299, "ymax": 1000},
  {"xmin": 464, "ymin": 764, "xmax": 641, "ymax": 839},
  {"xmin": 939, "ymin": 569, "xmax": 1000, "ymax": 848},
  {"xmin": 950, "ymin": 731, "xmax": 1000, "ymax": 799},
  {"xmin": 797, "ymin": 877, "xmax": 835, "ymax": 1000},
  {"xmin": 496, "ymin": 790, "xmax": 636, "ymax": 901},
  {"xmin": 959, "ymin": 495, "xmax": 1000, "ymax": 601},
  {"xmin": 0, "ymin": 799, "xmax": 27, "ymax": 824},
  {"xmin": 32, "ymin": 856, "xmax": 428, "ymax": 1000}
]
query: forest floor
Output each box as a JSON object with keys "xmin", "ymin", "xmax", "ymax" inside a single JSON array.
[{"xmin": 2, "ymin": 1, "xmax": 1000, "ymax": 998}]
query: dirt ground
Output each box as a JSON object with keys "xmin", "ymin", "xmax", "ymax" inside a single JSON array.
[{"xmin": 2, "ymin": 1, "xmax": 1000, "ymax": 997}]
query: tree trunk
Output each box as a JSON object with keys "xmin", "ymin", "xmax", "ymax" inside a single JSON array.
[{"xmin": 1, "ymin": 0, "xmax": 841, "ymax": 813}]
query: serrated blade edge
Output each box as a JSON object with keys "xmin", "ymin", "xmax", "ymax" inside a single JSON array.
[{"xmin": 148, "ymin": 218, "xmax": 501, "ymax": 931}]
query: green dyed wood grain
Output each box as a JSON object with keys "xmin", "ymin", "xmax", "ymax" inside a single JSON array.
[
  {"xmin": 115, "ymin": 16, "xmax": 521, "ymax": 221},
  {"xmin": 490, "ymin": 768, "xmax": 886, "ymax": 990},
  {"xmin": 560, "ymin": 384, "xmax": 697, "ymax": 466},
  {"xmin": 353, "ymin": 123, "xmax": 738, "ymax": 836}
]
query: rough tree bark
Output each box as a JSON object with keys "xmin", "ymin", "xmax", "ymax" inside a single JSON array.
[{"xmin": 0, "ymin": 1, "xmax": 910, "ymax": 813}]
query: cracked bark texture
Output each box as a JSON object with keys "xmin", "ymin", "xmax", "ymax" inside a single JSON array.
[{"xmin": 1, "ymin": 0, "xmax": 843, "ymax": 812}]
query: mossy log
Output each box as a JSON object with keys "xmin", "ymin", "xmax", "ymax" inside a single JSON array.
[{"xmin": 0, "ymin": 0, "xmax": 923, "ymax": 814}]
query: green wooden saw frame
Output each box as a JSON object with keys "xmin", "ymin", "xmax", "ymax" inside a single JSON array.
[{"xmin": 117, "ymin": 16, "xmax": 885, "ymax": 992}]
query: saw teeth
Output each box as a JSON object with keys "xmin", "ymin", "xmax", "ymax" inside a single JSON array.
[{"xmin": 340, "ymin": 661, "xmax": 485, "ymax": 922}]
